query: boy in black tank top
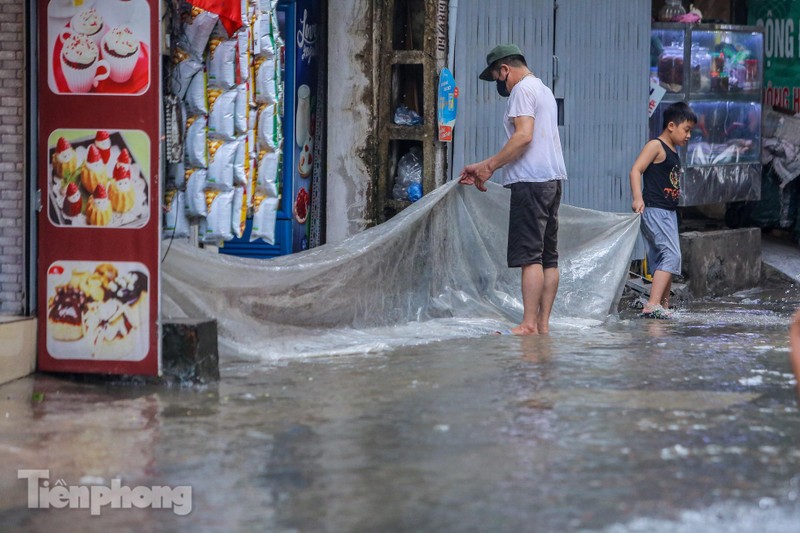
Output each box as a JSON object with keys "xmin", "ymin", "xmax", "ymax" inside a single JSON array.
[{"xmin": 629, "ymin": 102, "xmax": 697, "ymax": 319}]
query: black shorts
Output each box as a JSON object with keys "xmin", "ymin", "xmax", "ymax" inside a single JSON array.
[{"xmin": 507, "ymin": 180, "xmax": 562, "ymax": 268}]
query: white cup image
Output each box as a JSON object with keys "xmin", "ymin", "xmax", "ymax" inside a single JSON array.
[
  {"xmin": 295, "ymin": 84, "xmax": 311, "ymax": 148},
  {"xmin": 60, "ymin": 33, "xmax": 110, "ymax": 93},
  {"xmin": 101, "ymin": 26, "xmax": 140, "ymax": 84}
]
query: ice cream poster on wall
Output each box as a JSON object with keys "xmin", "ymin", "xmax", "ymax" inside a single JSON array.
[
  {"xmin": 46, "ymin": 0, "xmax": 151, "ymax": 95},
  {"xmin": 290, "ymin": 0, "xmax": 320, "ymax": 253},
  {"xmin": 37, "ymin": 0, "xmax": 161, "ymax": 376}
]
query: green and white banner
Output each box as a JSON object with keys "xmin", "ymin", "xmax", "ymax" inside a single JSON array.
[{"xmin": 749, "ymin": 0, "xmax": 800, "ymax": 111}]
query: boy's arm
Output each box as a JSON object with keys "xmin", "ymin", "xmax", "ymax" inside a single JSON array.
[{"xmin": 629, "ymin": 140, "xmax": 660, "ymax": 213}]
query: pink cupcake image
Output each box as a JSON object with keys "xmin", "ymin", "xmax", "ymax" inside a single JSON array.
[
  {"xmin": 61, "ymin": 33, "xmax": 110, "ymax": 93},
  {"xmin": 101, "ymin": 26, "xmax": 140, "ymax": 83},
  {"xmin": 70, "ymin": 8, "xmax": 106, "ymax": 48}
]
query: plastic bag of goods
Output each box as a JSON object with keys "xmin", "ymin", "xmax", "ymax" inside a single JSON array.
[
  {"xmin": 163, "ymin": 189, "xmax": 190, "ymax": 239},
  {"xmin": 185, "ymin": 115, "xmax": 208, "ymax": 168},
  {"xmin": 207, "ymin": 88, "xmax": 237, "ymax": 140},
  {"xmin": 233, "ymin": 138, "xmax": 247, "ymax": 187},
  {"xmin": 392, "ymin": 146, "xmax": 423, "ymax": 202},
  {"xmin": 237, "ymin": 28, "xmax": 251, "ymax": 82},
  {"xmin": 206, "ymin": 139, "xmax": 237, "ymax": 190},
  {"xmin": 207, "ymin": 38, "xmax": 238, "ymax": 89},
  {"xmin": 170, "ymin": 48, "xmax": 202, "ymax": 99},
  {"xmin": 254, "ymin": 56, "xmax": 279, "ymax": 104},
  {"xmin": 182, "ymin": 7, "xmax": 219, "ymax": 57},
  {"xmin": 185, "ymin": 168, "xmax": 208, "ymax": 217},
  {"xmin": 256, "ymin": 150, "xmax": 279, "ymax": 197},
  {"xmin": 234, "ymin": 84, "xmax": 248, "ymax": 135},
  {"xmin": 166, "ymin": 160, "xmax": 185, "ymax": 190},
  {"xmin": 231, "ymin": 185, "xmax": 246, "ymax": 239},
  {"xmin": 185, "ymin": 71, "xmax": 208, "ymax": 116},
  {"xmin": 250, "ymin": 193, "xmax": 280, "ymax": 244},
  {"xmin": 256, "ymin": 103, "xmax": 281, "ymax": 151},
  {"xmin": 199, "ymin": 189, "xmax": 234, "ymax": 243}
]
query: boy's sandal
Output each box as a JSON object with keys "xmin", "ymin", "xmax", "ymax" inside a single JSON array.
[{"xmin": 641, "ymin": 308, "xmax": 672, "ymax": 320}]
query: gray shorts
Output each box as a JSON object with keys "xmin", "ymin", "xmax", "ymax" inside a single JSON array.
[
  {"xmin": 507, "ymin": 181, "xmax": 562, "ymax": 268},
  {"xmin": 641, "ymin": 207, "xmax": 681, "ymax": 276}
]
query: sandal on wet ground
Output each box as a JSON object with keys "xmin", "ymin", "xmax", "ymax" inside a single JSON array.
[{"xmin": 640, "ymin": 307, "xmax": 673, "ymax": 320}]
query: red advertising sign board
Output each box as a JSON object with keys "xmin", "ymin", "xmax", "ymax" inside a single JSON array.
[{"xmin": 38, "ymin": 0, "xmax": 161, "ymax": 375}]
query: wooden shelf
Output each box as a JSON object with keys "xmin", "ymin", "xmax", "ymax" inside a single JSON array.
[
  {"xmin": 374, "ymin": 0, "xmax": 447, "ymax": 224},
  {"xmin": 385, "ymin": 199, "xmax": 412, "ymax": 210},
  {"xmin": 384, "ymin": 199, "xmax": 412, "ymax": 220},
  {"xmin": 386, "ymin": 124, "xmax": 426, "ymax": 140},
  {"xmin": 390, "ymin": 50, "xmax": 425, "ymax": 65}
]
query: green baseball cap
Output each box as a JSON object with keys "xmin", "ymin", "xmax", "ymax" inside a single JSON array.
[{"xmin": 479, "ymin": 44, "xmax": 526, "ymax": 81}]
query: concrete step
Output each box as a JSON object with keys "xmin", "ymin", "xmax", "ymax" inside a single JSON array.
[
  {"xmin": 625, "ymin": 277, "xmax": 688, "ymax": 298},
  {"xmin": 680, "ymin": 228, "xmax": 761, "ymax": 298},
  {"xmin": 761, "ymin": 234, "xmax": 800, "ymax": 284},
  {"xmin": 0, "ymin": 316, "xmax": 219, "ymax": 385},
  {"xmin": 0, "ymin": 317, "xmax": 36, "ymax": 385}
]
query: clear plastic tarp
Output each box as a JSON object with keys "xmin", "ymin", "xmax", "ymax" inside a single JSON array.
[{"xmin": 162, "ymin": 180, "xmax": 640, "ymax": 358}]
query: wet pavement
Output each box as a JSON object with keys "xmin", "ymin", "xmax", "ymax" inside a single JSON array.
[{"xmin": 1, "ymin": 285, "xmax": 800, "ymax": 532}]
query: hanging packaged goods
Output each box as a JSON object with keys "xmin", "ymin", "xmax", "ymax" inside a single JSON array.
[{"xmin": 164, "ymin": 0, "xmax": 284, "ymax": 248}]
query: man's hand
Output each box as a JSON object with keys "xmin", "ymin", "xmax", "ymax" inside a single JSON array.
[
  {"xmin": 459, "ymin": 160, "xmax": 494, "ymax": 192},
  {"xmin": 632, "ymin": 198, "xmax": 644, "ymax": 214}
]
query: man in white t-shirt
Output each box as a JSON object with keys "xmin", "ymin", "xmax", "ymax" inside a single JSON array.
[{"xmin": 460, "ymin": 44, "xmax": 567, "ymax": 335}]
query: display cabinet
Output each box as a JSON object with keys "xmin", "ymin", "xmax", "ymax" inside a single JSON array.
[{"xmin": 650, "ymin": 23, "xmax": 764, "ymax": 205}]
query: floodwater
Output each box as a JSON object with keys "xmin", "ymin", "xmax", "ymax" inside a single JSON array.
[{"xmin": 2, "ymin": 286, "xmax": 800, "ymax": 532}]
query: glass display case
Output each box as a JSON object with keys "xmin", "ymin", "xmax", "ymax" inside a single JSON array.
[{"xmin": 650, "ymin": 24, "xmax": 764, "ymax": 205}]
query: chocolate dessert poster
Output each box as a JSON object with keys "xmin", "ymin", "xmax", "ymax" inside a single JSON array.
[
  {"xmin": 46, "ymin": 261, "xmax": 150, "ymax": 362},
  {"xmin": 38, "ymin": 0, "xmax": 161, "ymax": 376}
]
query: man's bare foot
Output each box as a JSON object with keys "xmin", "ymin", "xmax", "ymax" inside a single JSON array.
[{"xmin": 511, "ymin": 325, "xmax": 538, "ymax": 335}]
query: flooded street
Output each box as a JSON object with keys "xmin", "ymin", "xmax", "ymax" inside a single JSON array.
[{"xmin": 2, "ymin": 286, "xmax": 800, "ymax": 532}]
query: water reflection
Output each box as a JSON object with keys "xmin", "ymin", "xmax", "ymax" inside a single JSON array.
[
  {"xmin": 0, "ymin": 377, "xmax": 166, "ymax": 529},
  {"xmin": 518, "ymin": 335, "xmax": 554, "ymax": 364},
  {"xmin": 644, "ymin": 320, "xmax": 669, "ymax": 338}
]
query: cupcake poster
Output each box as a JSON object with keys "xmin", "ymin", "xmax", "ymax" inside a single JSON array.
[
  {"xmin": 46, "ymin": 260, "xmax": 149, "ymax": 361},
  {"xmin": 47, "ymin": 128, "xmax": 150, "ymax": 229},
  {"xmin": 47, "ymin": 0, "xmax": 151, "ymax": 95}
]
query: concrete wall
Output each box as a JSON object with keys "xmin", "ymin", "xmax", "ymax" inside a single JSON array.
[
  {"xmin": 680, "ymin": 228, "xmax": 762, "ymax": 298},
  {"xmin": 0, "ymin": 1, "xmax": 25, "ymax": 316},
  {"xmin": 325, "ymin": 0, "xmax": 376, "ymax": 243}
]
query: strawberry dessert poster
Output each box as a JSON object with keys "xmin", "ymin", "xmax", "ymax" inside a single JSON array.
[{"xmin": 37, "ymin": 0, "xmax": 161, "ymax": 376}]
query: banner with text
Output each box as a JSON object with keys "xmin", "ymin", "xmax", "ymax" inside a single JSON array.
[{"xmin": 749, "ymin": 0, "xmax": 800, "ymax": 112}]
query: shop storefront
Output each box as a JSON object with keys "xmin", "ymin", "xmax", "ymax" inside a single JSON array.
[
  {"xmin": 163, "ymin": 0, "xmax": 327, "ymax": 258},
  {"xmin": 33, "ymin": 0, "xmax": 329, "ymax": 376}
]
